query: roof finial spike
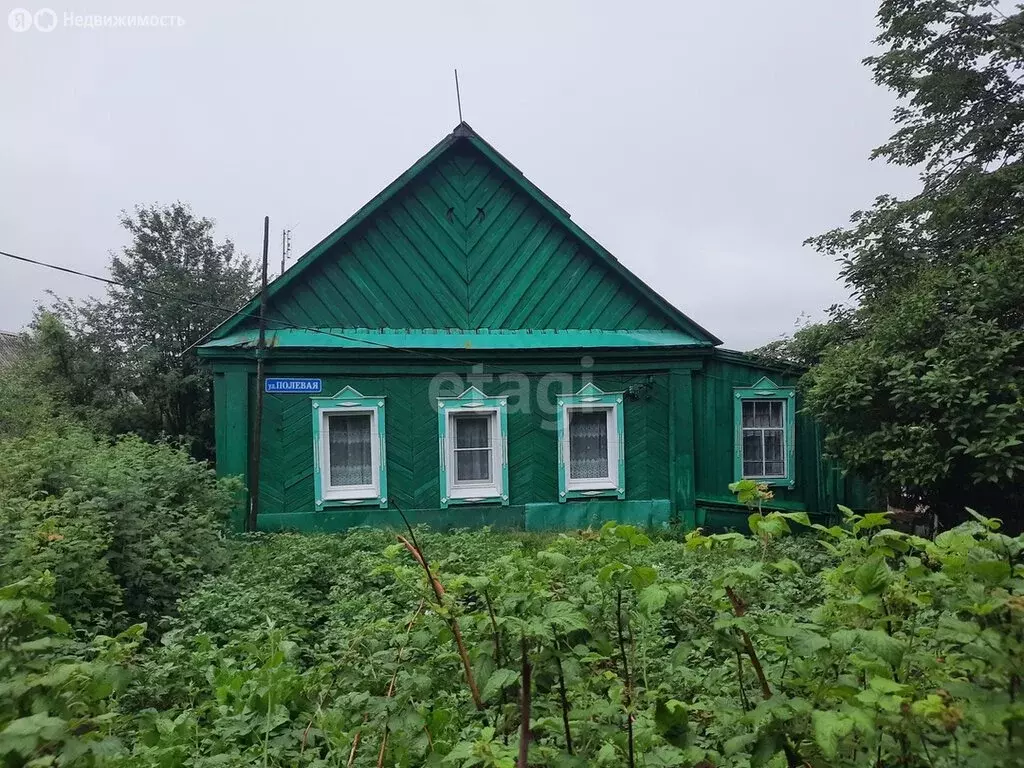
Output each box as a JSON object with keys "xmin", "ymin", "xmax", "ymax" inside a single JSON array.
[{"xmin": 454, "ymin": 68, "xmax": 463, "ymax": 124}]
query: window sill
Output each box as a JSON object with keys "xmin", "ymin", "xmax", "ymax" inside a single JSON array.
[
  {"xmin": 741, "ymin": 477, "xmax": 795, "ymax": 489},
  {"xmin": 559, "ymin": 486, "xmax": 625, "ymax": 503},
  {"xmin": 316, "ymin": 496, "xmax": 387, "ymax": 510},
  {"xmin": 442, "ymin": 492, "xmax": 508, "ymax": 508}
]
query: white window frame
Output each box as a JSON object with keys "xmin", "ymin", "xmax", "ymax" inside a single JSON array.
[
  {"xmin": 562, "ymin": 404, "xmax": 620, "ymax": 492},
  {"xmin": 318, "ymin": 406, "xmax": 381, "ymax": 502},
  {"xmin": 444, "ymin": 407, "xmax": 504, "ymax": 501},
  {"xmin": 740, "ymin": 399, "xmax": 788, "ymax": 480},
  {"xmin": 556, "ymin": 384, "xmax": 625, "ymax": 502}
]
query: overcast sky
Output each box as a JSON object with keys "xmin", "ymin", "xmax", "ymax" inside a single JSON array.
[{"xmin": 0, "ymin": 1, "xmax": 918, "ymax": 349}]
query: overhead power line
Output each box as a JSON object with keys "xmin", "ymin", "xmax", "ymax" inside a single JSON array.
[
  {"xmin": 2, "ymin": 250, "xmax": 246, "ymax": 317},
  {"xmin": 1, "ymin": 248, "xmax": 622, "ymax": 374}
]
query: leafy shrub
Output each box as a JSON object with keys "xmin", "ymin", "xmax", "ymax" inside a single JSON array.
[
  {"xmin": 803, "ymin": 236, "xmax": 1024, "ymax": 524},
  {"xmin": 114, "ymin": 511, "xmax": 1022, "ymax": 767},
  {"xmin": 0, "ymin": 573, "xmax": 142, "ymax": 766},
  {"xmin": 0, "ymin": 356, "xmax": 64, "ymax": 441},
  {"xmin": 0, "ymin": 423, "xmax": 238, "ymax": 635}
]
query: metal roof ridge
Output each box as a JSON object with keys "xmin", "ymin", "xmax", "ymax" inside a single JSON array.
[{"xmin": 284, "ymin": 327, "xmax": 696, "ymax": 335}]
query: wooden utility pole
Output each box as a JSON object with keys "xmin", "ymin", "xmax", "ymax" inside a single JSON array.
[{"xmin": 247, "ymin": 216, "xmax": 270, "ymax": 532}]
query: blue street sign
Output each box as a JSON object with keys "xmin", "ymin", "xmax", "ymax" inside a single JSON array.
[{"xmin": 264, "ymin": 378, "xmax": 323, "ymax": 394}]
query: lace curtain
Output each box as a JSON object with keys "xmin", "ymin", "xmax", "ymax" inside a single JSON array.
[
  {"xmin": 328, "ymin": 413, "xmax": 373, "ymax": 486},
  {"xmin": 454, "ymin": 415, "xmax": 492, "ymax": 483},
  {"xmin": 568, "ymin": 410, "xmax": 609, "ymax": 480}
]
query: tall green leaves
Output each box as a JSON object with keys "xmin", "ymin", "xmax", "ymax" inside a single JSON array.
[
  {"xmin": 0, "ymin": 505, "xmax": 1017, "ymax": 766},
  {"xmin": 102, "ymin": 510, "xmax": 1017, "ymax": 767},
  {"xmin": 0, "ymin": 419, "xmax": 238, "ymax": 634},
  {"xmin": 0, "ymin": 575, "xmax": 142, "ymax": 766}
]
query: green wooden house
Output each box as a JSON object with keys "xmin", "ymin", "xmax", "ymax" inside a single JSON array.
[{"xmin": 198, "ymin": 123, "xmax": 865, "ymax": 533}]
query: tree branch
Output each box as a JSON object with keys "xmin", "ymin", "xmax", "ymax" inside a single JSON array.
[
  {"xmin": 551, "ymin": 629, "xmax": 574, "ymax": 755},
  {"xmin": 517, "ymin": 635, "xmax": 532, "ymax": 768},
  {"xmin": 616, "ymin": 588, "xmax": 636, "ymax": 768},
  {"xmin": 396, "ymin": 534, "xmax": 484, "ymax": 711},
  {"xmin": 725, "ymin": 586, "xmax": 773, "ymax": 700}
]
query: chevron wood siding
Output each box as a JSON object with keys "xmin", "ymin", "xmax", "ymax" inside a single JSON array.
[
  {"xmin": 246, "ymin": 144, "xmax": 673, "ymax": 333},
  {"xmin": 692, "ymin": 358, "xmax": 867, "ymax": 515},
  {"xmin": 255, "ymin": 373, "xmax": 670, "ymax": 516}
]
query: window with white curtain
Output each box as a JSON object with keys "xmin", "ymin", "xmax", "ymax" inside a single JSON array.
[
  {"xmin": 445, "ymin": 409, "xmax": 503, "ymax": 499},
  {"xmin": 327, "ymin": 413, "xmax": 374, "ymax": 486},
  {"xmin": 452, "ymin": 414, "xmax": 493, "ymax": 484},
  {"xmin": 438, "ymin": 387, "xmax": 508, "ymax": 508},
  {"xmin": 312, "ymin": 387, "xmax": 387, "ymax": 509},
  {"xmin": 557, "ymin": 384, "xmax": 625, "ymax": 501},
  {"xmin": 318, "ymin": 407, "xmax": 381, "ymax": 501},
  {"xmin": 564, "ymin": 405, "xmax": 619, "ymax": 490}
]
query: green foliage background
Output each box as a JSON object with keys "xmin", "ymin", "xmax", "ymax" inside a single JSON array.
[
  {"xmin": 802, "ymin": 235, "xmax": 1024, "ymax": 520},
  {"xmin": 1, "ymin": 413, "xmax": 1021, "ymax": 767},
  {"xmin": 756, "ymin": 1, "xmax": 1024, "ymax": 521},
  {"xmin": 2, "ymin": 4, "xmax": 1023, "ymax": 767},
  {"xmin": 34, "ymin": 202, "xmax": 256, "ymax": 458},
  {"xmin": 0, "ymin": 371, "xmax": 238, "ymax": 636}
]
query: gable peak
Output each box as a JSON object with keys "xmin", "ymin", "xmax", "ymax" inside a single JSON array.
[
  {"xmin": 742, "ymin": 377, "xmax": 782, "ymax": 392},
  {"xmin": 575, "ymin": 382, "xmax": 607, "ymax": 397},
  {"xmin": 329, "ymin": 385, "xmax": 366, "ymax": 399},
  {"xmin": 200, "ymin": 121, "xmax": 722, "ymax": 347},
  {"xmin": 451, "ymin": 121, "xmax": 477, "ymax": 138}
]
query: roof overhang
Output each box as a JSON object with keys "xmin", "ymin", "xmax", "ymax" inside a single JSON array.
[{"xmin": 198, "ymin": 327, "xmax": 712, "ymax": 357}]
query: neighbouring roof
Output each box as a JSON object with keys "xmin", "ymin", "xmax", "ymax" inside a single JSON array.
[
  {"xmin": 200, "ymin": 122, "xmax": 722, "ymax": 354},
  {"xmin": 0, "ymin": 332, "xmax": 27, "ymax": 370},
  {"xmin": 711, "ymin": 347, "xmax": 807, "ymax": 375},
  {"xmin": 198, "ymin": 327, "xmax": 711, "ymax": 354}
]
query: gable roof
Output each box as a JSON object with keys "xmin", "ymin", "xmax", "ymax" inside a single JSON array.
[{"xmin": 202, "ymin": 122, "xmax": 721, "ymax": 348}]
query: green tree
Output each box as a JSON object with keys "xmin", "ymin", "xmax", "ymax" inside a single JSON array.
[
  {"xmin": 804, "ymin": 236, "xmax": 1024, "ymax": 522},
  {"xmin": 809, "ymin": 0, "xmax": 1024, "ymax": 300},
  {"xmin": 39, "ymin": 203, "xmax": 256, "ymax": 457},
  {"xmin": 769, "ymin": 1, "xmax": 1024, "ymax": 521},
  {"xmin": 751, "ymin": 305, "xmax": 862, "ymax": 369}
]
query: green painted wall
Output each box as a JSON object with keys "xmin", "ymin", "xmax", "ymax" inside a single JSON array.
[
  {"xmin": 210, "ymin": 351, "xmax": 871, "ymax": 533},
  {"xmin": 251, "ymin": 370, "xmax": 671, "ymax": 525},
  {"xmin": 233, "ymin": 144, "xmax": 675, "ymax": 334},
  {"xmin": 691, "ymin": 354, "xmax": 873, "ymax": 524},
  {"xmin": 212, "ymin": 369, "xmax": 250, "ymax": 531},
  {"xmin": 257, "ymin": 500, "xmax": 671, "ymax": 534}
]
